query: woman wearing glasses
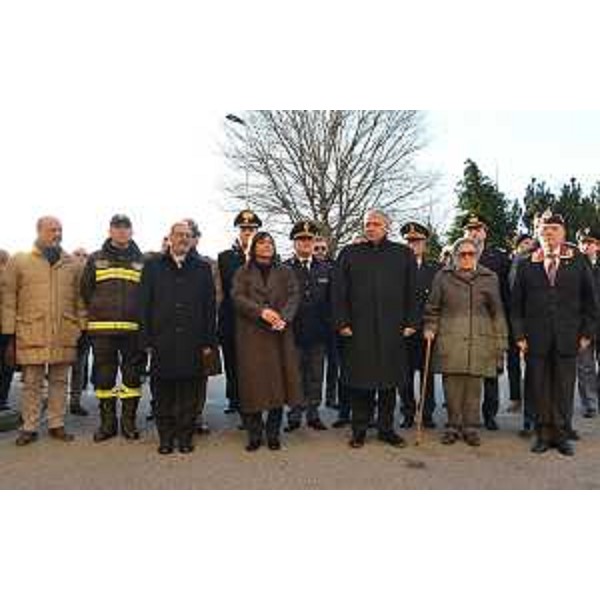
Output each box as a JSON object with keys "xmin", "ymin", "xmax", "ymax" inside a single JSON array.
[{"xmin": 424, "ymin": 238, "xmax": 508, "ymax": 447}]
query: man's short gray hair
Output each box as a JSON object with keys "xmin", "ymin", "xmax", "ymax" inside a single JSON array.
[{"xmin": 364, "ymin": 209, "xmax": 392, "ymax": 230}]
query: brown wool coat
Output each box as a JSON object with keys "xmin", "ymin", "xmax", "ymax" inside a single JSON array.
[
  {"xmin": 1, "ymin": 248, "xmax": 87, "ymax": 365},
  {"xmin": 424, "ymin": 265, "xmax": 508, "ymax": 378},
  {"xmin": 232, "ymin": 263, "xmax": 302, "ymax": 413}
]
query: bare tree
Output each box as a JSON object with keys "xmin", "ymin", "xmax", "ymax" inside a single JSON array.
[{"xmin": 224, "ymin": 110, "xmax": 436, "ymax": 252}]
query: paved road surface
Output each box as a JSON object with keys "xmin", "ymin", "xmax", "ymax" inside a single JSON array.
[{"xmin": 1, "ymin": 375, "xmax": 600, "ymax": 490}]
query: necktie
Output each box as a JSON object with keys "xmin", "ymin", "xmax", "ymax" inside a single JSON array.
[{"xmin": 547, "ymin": 255, "xmax": 559, "ymax": 287}]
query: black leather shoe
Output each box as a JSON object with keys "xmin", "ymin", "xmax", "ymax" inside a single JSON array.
[
  {"xmin": 284, "ymin": 422, "xmax": 301, "ymax": 433},
  {"xmin": 93, "ymin": 429, "xmax": 117, "ymax": 443},
  {"xmin": 267, "ymin": 439, "xmax": 282, "ymax": 451},
  {"xmin": 349, "ymin": 434, "xmax": 366, "ymax": 449},
  {"xmin": 308, "ymin": 419, "xmax": 328, "ymax": 431},
  {"xmin": 400, "ymin": 418, "xmax": 415, "ymax": 429},
  {"xmin": 332, "ymin": 418, "xmax": 350, "ymax": 429},
  {"xmin": 15, "ymin": 431, "xmax": 38, "ymax": 447},
  {"xmin": 70, "ymin": 404, "xmax": 89, "ymax": 417},
  {"xmin": 246, "ymin": 440, "xmax": 262, "ymax": 452},
  {"xmin": 378, "ymin": 431, "xmax": 407, "ymax": 448},
  {"xmin": 158, "ymin": 446, "xmax": 174, "ymax": 455},
  {"xmin": 484, "ymin": 419, "xmax": 499, "ymax": 431},
  {"xmin": 531, "ymin": 440, "xmax": 551, "ymax": 454},
  {"xmin": 423, "ymin": 418, "xmax": 437, "ymax": 430},
  {"xmin": 179, "ymin": 445, "xmax": 195, "ymax": 454},
  {"xmin": 583, "ymin": 409, "xmax": 597, "ymax": 419},
  {"xmin": 556, "ymin": 441, "xmax": 575, "ymax": 457},
  {"xmin": 567, "ymin": 430, "xmax": 581, "ymax": 441}
]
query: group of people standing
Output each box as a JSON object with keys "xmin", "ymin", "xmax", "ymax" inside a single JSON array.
[{"xmin": 0, "ymin": 206, "xmax": 598, "ymax": 458}]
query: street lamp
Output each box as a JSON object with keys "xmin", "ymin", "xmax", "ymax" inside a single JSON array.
[{"xmin": 225, "ymin": 113, "xmax": 249, "ymax": 206}]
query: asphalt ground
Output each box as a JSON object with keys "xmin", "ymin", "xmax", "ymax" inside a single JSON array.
[{"xmin": 1, "ymin": 375, "xmax": 600, "ymax": 489}]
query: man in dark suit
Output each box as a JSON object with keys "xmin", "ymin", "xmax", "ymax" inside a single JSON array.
[
  {"xmin": 217, "ymin": 210, "xmax": 262, "ymax": 415},
  {"xmin": 399, "ymin": 222, "xmax": 440, "ymax": 429},
  {"xmin": 463, "ymin": 214, "xmax": 512, "ymax": 430},
  {"xmin": 333, "ymin": 210, "xmax": 417, "ymax": 449},
  {"xmin": 511, "ymin": 212, "xmax": 598, "ymax": 456},
  {"xmin": 284, "ymin": 221, "xmax": 331, "ymax": 432}
]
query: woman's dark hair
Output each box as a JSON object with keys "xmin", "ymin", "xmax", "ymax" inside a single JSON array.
[{"xmin": 248, "ymin": 231, "xmax": 279, "ymax": 265}]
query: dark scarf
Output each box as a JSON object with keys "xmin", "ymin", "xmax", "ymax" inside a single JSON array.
[
  {"xmin": 254, "ymin": 259, "xmax": 273, "ymax": 284},
  {"xmin": 36, "ymin": 241, "xmax": 62, "ymax": 266}
]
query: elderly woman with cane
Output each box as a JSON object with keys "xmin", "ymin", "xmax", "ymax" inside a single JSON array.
[{"xmin": 424, "ymin": 238, "xmax": 508, "ymax": 446}]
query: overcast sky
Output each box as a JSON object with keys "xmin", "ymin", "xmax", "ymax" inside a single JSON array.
[{"xmin": 2, "ymin": 107, "xmax": 599, "ymax": 257}]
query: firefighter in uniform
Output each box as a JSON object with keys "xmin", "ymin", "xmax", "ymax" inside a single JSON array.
[
  {"xmin": 217, "ymin": 210, "xmax": 262, "ymax": 415},
  {"xmin": 284, "ymin": 221, "xmax": 331, "ymax": 432},
  {"xmin": 81, "ymin": 214, "xmax": 145, "ymax": 442},
  {"xmin": 399, "ymin": 222, "xmax": 440, "ymax": 429},
  {"xmin": 463, "ymin": 214, "xmax": 512, "ymax": 430}
]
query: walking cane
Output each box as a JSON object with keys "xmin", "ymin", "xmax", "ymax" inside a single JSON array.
[{"xmin": 415, "ymin": 336, "xmax": 434, "ymax": 447}]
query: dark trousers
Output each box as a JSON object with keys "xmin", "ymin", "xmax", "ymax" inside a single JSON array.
[
  {"xmin": 400, "ymin": 333, "xmax": 435, "ymax": 421},
  {"xmin": 70, "ymin": 335, "xmax": 91, "ymax": 404},
  {"xmin": 155, "ymin": 378, "xmax": 200, "ymax": 447},
  {"xmin": 338, "ymin": 382, "xmax": 351, "ymax": 420},
  {"xmin": 91, "ymin": 334, "xmax": 143, "ymax": 401},
  {"xmin": 243, "ymin": 408, "xmax": 284, "ymax": 444},
  {"xmin": 527, "ymin": 350, "xmax": 576, "ymax": 445},
  {"xmin": 523, "ymin": 360, "xmax": 537, "ymax": 430},
  {"xmin": 0, "ymin": 336, "xmax": 15, "ymax": 407},
  {"xmin": 350, "ymin": 387, "xmax": 396, "ymax": 436},
  {"xmin": 482, "ymin": 377, "xmax": 499, "ymax": 422},
  {"xmin": 507, "ymin": 345, "xmax": 522, "ymax": 402},
  {"xmin": 221, "ymin": 332, "xmax": 239, "ymax": 410},
  {"xmin": 288, "ymin": 344, "xmax": 325, "ymax": 424},
  {"xmin": 325, "ymin": 337, "xmax": 339, "ymax": 404}
]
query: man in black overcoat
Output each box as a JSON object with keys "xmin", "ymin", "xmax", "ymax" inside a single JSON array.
[
  {"xmin": 140, "ymin": 221, "xmax": 216, "ymax": 455},
  {"xmin": 333, "ymin": 210, "xmax": 418, "ymax": 449},
  {"xmin": 511, "ymin": 212, "xmax": 598, "ymax": 456}
]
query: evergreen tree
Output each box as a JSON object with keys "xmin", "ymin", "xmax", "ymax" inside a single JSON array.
[{"xmin": 448, "ymin": 159, "xmax": 520, "ymax": 249}]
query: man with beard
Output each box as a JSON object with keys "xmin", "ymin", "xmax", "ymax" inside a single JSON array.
[
  {"xmin": 511, "ymin": 212, "xmax": 597, "ymax": 456},
  {"xmin": 218, "ymin": 210, "xmax": 262, "ymax": 416},
  {"xmin": 3, "ymin": 216, "xmax": 86, "ymax": 445},
  {"xmin": 333, "ymin": 210, "xmax": 417, "ymax": 449}
]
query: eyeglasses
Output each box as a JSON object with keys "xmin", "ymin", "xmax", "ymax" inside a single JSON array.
[
  {"xmin": 314, "ymin": 246, "xmax": 327, "ymax": 252},
  {"xmin": 458, "ymin": 251, "xmax": 477, "ymax": 258}
]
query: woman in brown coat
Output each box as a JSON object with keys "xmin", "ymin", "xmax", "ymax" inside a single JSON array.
[
  {"xmin": 424, "ymin": 238, "xmax": 508, "ymax": 447},
  {"xmin": 232, "ymin": 232, "xmax": 302, "ymax": 452}
]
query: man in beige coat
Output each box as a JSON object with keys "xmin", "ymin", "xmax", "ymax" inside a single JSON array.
[
  {"xmin": 2, "ymin": 217, "xmax": 87, "ymax": 446},
  {"xmin": 0, "ymin": 249, "xmax": 15, "ymax": 412}
]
